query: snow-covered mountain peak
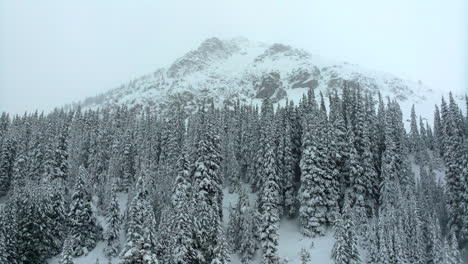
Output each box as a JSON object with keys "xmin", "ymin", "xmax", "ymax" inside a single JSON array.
[
  {"xmin": 75, "ymin": 37, "xmax": 441, "ymax": 121},
  {"xmin": 254, "ymin": 43, "xmax": 310, "ymax": 63},
  {"xmin": 167, "ymin": 37, "xmax": 232, "ymax": 78},
  {"xmin": 166, "ymin": 37, "xmax": 261, "ymax": 79}
]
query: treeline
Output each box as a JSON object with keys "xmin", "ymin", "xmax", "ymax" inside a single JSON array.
[{"xmin": 0, "ymin": 86, "xmax": 466, "ymax": 264}]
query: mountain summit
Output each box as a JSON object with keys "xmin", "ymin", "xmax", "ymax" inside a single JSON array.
[{"xmin": 76, "ymin": 37, "xmax": 433, "ymax": 112}]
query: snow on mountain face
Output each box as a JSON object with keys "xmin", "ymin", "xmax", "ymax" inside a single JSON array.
[{"xmin": 77, "ymin": 37, "xmax": 436, "ymax": 118}]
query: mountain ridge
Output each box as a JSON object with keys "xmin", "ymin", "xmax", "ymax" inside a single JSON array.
[{"xmin": 70, "ymin": 37, "xmax": 436, "ymax": 116}]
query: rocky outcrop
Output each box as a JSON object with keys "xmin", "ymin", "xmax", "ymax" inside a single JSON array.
[
  {"xmin": 167, "ymin": 37, "xmax": 233, "ymax": 78},
  {"xmin": 254, "ymin": 43, "xmax": 310, "ymax": 63},
  {"xmin": 254, "ymin": 72, "xmax": 282, "ymax": 99},
  {"xmin": 289, "ymin": 67, "xmax": 320, "ymax": 89}
]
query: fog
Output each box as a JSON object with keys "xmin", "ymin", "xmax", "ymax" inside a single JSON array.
[{"xmin": 0, "ymin": 0, "xmax": 466, "ymax": 113}]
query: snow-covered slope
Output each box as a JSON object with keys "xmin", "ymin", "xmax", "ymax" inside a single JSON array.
[
  {"xmin": 39, "ymin": 158, "xmax": 446, "ymax": 264},
  {"xmin": 74, "ymin": 37, "xmax": 442, "ymax": 120}
]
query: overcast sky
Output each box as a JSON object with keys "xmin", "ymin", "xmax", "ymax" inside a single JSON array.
[{"xmin": 0, "ymin": 0, "xmax": 466, "ymax": 114}]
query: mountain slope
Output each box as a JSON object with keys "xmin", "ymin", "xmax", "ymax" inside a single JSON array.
[{"xmin": 75, "ymin": 37, "xmax": 436, "ymax": 117}]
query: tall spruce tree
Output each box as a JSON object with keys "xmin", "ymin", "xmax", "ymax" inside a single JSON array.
[
  {"xmin": 299, "ymin": 97, "xmax": 329, "ymax": 237},
  {"xmin": 120, "ymin": 176, "xmax": 159, "ymax": 264},
  {"xmin": 104, "ymin": 181, "xmax": 121, "ymax": 257},
  {"xmin": 59, "ymin": 237, "xmax": 75, "ymax": 264},
  {"xmin": 166, "ymin": 152, "xmax": 198, "ymax": 264},
  {"xmin": 191, "ymin": 107, "xmax": 225, "ymax": 263},
  {"xmin": 444, "ymin": 94, "xmax": 466, "ymax": 242},
  {"xmin": 68, "ymin": 166, "xmax": 101, "ymax": 256},
  {"xmin": 259, "ymin": 179, "xmax": 280, "ymax": 264},
  {"xmin": 257, "ymin": 117, "xmax": 281, "ymax": 264},
  {"xmin": 331, "ymin": 199, "xmax": 360, "ymax": 264},
  {"xmin": 409, "ymin": 105, "xmax": 420, "ymax": 153}
]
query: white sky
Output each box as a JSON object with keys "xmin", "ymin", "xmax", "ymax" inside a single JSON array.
[{"xmin": 0, "ymin": 0, "xmax": 466, "ymax": 114}]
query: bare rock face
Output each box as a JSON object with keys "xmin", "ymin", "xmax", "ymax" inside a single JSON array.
[
  {"xmin": 167, "ymin": 37, "xmax": 233, "ymax": 78},
  {"xmin": 327, "ymin": 74, "xmax": 379, "ymax": 96},
  {"xmin": 289, "ymin": 67, "xmax": 321, "ymax": 89},
  {"xmin": 254, "ymin": 72, "xmax": 282, "ymax": 99},
  {"xmin": 273, "ymin": 88, "xmax": 287, "ymax": 102},
  {"xmin": 255, "ymin": 43, "xmax": 310, "ymax": 62}
]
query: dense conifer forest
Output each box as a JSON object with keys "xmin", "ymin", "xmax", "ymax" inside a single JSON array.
[{"xmin": 0, "ymin": 85, "xmax": 466, "ymax": 264}]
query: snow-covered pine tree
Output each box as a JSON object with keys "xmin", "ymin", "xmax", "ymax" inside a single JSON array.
[
  {"xmin": 208, "ymin": 102, "xmax": 225, "ymax": 220},
  {"xmin": 158, "ymin": 153, "xmax": 200, "ymax": 264},
  {"xmin": 344, "ymin": 200, "xmax": 360, "ymax": 264},
  {"xmin": 419, "ymin": 116, "xmax": 427, "ymax": 147},
  {"xmin": 226, "ymin": 203, "xmax": 238, "ymax": 248},
  {"xmin": 443, "ymin": 94, "xmax": 466, "ymax": 243},
  {"xmin": 360, "ymin": 121, "xmax": 378, "ymax": 215},
  {"xmin": 366, "ymin": 219, "xmax": 379, "ymax": 264},
  {"xmin": 239, "ymin": 105, "xmax": 258, "ymax": 186},
  {"xmin": 461, "ymin": 156, "xmax": 468, "ymax": 244},
  {"xmin": 120, "ymin": 176, "xmax": 159, "ymax": 264},
  {"xmin": 299, "ymin": 247, "xmax": 311, "ymax": 264},
  {"xmin": 260, "ymin": 178, "xmax": 280, "ymax": 264},
  {"xmin": 253, "ymin": 99, "xmax": 275, "ymax": 193},
  {"xmin": 43, "ymin": 182, "xmax": 68, "ymax": 256},
  {"xmin": 210, "ymin": 223, "xmax": 230, "ymax": 264},
  {"xmin": 154, "ymin": 206, "xmax": 175, "ymax": 264},
  {"xmin": 433, "ymin": 105, "xmax": 443, "ymax": 157},
  {"xmin": 409, "ymin": 105, "xmax": 420, "ymax": 154},
  {"xmin": 193, "ymin": 199, "xmax": 220, "ymax": 264},
  {"xmin": 40, "ymin": 123, "xmax": 69, "ymax": 253},
  {"xmin": 319, "ymin": 92, "xmax": 339, "ymax": 225},
  {"xmin": 401, "ymin": 191, "xmax": 425, "ymax": 263},
  {"xmin": 379, "ymin": 100, "xmax": 401, "ymax": 210},
  {"xmin": 374, "ymin": 93, "xmax": 386, "ymax": 177},
  {"xmin": 331, "ymin": 198, "xmax": 360, "ymax": 264},
  {"xmin": 0, "ymin": 136, "xmax": 15, "ymax": 195},
  {"xmin": 104, "ymin": 181, "xmax": 121, "ymax": 257},
  {"xmin": 227, "ymin": 190, "xmax": 244, "ymax": 251},
  {"xmin": 59, "ymin": 237, "xmax": 75, "ymax": 264},
  {"xmin": 391, "ymin": 222, "xmax": 407, "ymax": 264},
  {"xmin": 331, "ymin": 214, "xmax": 348, "ymax": 264},
  {"xmin": 351, "ymin": 88, "xmax": 367, "ymax": 157},
  {"xmin": 53, "ymin": 121, "xmax": 70, "ymax": 182},
  {"xmin": 298, "ymin": 98, "xmax": 329, "ymax": 237},
  {"xmin": 0, "ymin": 228, "xmax": 7, "ymax": 264},
  {"xmin": 0, "ymin": 204, "xmax": 14, "ymax": 264},
  {"xmin": 68, "ymin": 166, "xmax": 101, "ymax": 256},
  {"xmin": 9, "ymin": 184, "xmax": 52, "ymax": 263},
  {"xmin": 428, "ymin": 218, "xmax": 444, "ymax": 264},
  {"xmin": 167, "ymin": 150, "xmax": 197, "ymax": 262},
  {"xmin": 239, "ymin": 207, "xmax": 257, "ymax": 264},
  {"xmin": 393, "ymin": 101, "xmax": 414, "ymax": 189},
  {"xmin": 329, "ymin": 91, "xmax": 349, "ymax": 205},
  {"xmin": 120, "ymin": 128, "xmax": 136, "ymax": 191},
  {"xmin": 0, "ymin": 203, "xmax": 18, "ymax": 263},
  {"xmin": 225, "ymin": 132, "xmax": 241, "ymax": 193},
  {"xmin": 274, "ymin": 107, "xmax": 286, "ymax": 214},
  {"xmin": 282, "ymin": 114, "xmax": 297, "ymax": 218},
  {"xmin": 345, "ymin": 126, "xmax": 366, "ymax": 227},
  {"xmin": 441, "ymin": 238, "xmax": 451, "ymax": 264},
  {"xmin": 447, "ymin": 233, "xmax": 462, "ymax": 264},
  {"xmin": 425, "ymin": 120, "xmax": 435, "ymax": 151},
  {"xmin": 256, "ymin": 112, "xmax": 281, "ymax": 264},
  {"xmin": 377, "ymin": 214, "xmax": 391, "ymax": 264},
  {"xmin": 191, "ymin": 107, "xmax": 225, "ymax": 263}
]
